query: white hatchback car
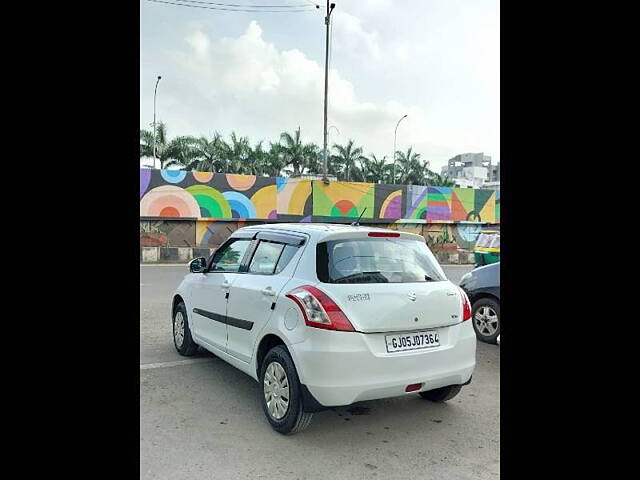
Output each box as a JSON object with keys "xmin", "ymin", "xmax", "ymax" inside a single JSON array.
[{"xmin": 172, "ymin": 223, "xmax": 476, "ymax": 434}]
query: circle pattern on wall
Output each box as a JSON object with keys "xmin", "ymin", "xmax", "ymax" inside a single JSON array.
[
  {"xmin": 161, "ymin": 170, "xmax": 187, "ymax": 184},
  {"xmin": 193, "ymin": 171, "xmax": 214, "ymax": 183},
  {"xmin": 226, "ymin": 174, "xmax": 256, "ymax": 191},
  {"xmin": 140, "ymin": 185, "xmax": 201, "ymax": 218}
]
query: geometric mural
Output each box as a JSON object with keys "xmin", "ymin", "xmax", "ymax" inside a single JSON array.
[
  {"xmin": 139, "ymin": 168, "xmax": 499, "ymax": 224},
  {"xmin": 426, "ymin": 187, "xmax": 452, "ymax": 222},
  {"xmin": 312, "ymin": 180, "xmax": 375, "ymax": 220},
  {"xmin": 375, "ymin": 184, "xmax": 405, "ymax": 220},
  {"xmin": 276, "ymin": 177, "xmax": 312, "ymax": 217},
  {"xmin": 450, "ymin": 188, "xmax": 496, "ymax": 223},
  {"xmin": 405, "ymin": 185, "xmax": 429, "ymax": 220}
]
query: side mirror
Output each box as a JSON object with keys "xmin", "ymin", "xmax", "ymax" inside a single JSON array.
[{"xmin": 189, "ymin": 257, "xmax": 207, "ymax": 274}]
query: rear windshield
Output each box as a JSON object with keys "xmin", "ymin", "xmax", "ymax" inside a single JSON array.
[{"xmin": 317, "ymin": 237, "xmax": 446, "ymax": 284}]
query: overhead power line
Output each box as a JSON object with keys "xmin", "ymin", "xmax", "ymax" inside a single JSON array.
[{"xmin": 147, "ymin": 0, "xmax": 318, "ymax": 12}]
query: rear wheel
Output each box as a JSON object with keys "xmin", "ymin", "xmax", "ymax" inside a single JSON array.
[
  {"xmin": 260, "ymin": 345, "xmax": 313, "ymax": 435},
  {"xmin": 419, "ymin": 385, "xmax": 462, "ymax": 402},
  {"xmin": 471, "ymin": 297, "xmax": 500, "ymax": 344}
]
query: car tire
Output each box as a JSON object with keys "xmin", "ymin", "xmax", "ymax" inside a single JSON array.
[
  {"xmin": 260, "ymin": 345, "xmax": 313, "ymax": 435},
  {"xmin": 471, "ymin": 297, "xmax": 500, "ymax": 344},
  {"xmin": 173, "ymin": 302, "xmax": 198, "ymax": 356},
  {"xmin": 419, "ymin": 385, "xmax": 462, "ymax": 402}
]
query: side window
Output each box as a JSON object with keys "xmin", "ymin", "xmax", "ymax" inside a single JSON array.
[
  {"xmin": 210, "ymin": 239, "xmax": 251, "ymax": 273},
  {"xmin": 274, "ymin": 244, "xmax": 300, "ymax": 274},
  {"xmin": 249, "ymin": 241, "xmax": 285, "ymax": 275}
]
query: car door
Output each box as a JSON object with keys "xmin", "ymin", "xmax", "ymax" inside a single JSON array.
[
  {"xmin": 225, "ymin": 231, "xmax": 306, "ymax": 363},
  {"xmin": 190, "ymin": 235, "xmax": 253, "ymax": 353}
]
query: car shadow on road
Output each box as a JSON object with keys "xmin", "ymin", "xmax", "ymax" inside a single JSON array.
[{"xmin": 186, "ymin": 348, "xmax": 481, "ymax": 440}]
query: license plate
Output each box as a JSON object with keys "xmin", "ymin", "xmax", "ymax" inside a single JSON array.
[{"xmin": 385, "ymin": 331, "xmax": 440, "ymax": 353}]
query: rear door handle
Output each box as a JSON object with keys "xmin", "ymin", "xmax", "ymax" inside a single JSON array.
[
  {"xmin": 261, "ymin": 287, "xmax": 276, "ymax": 296},
  {"xmin": 221, "ymin": 280, "xmax": 231, "ymax": 289}
]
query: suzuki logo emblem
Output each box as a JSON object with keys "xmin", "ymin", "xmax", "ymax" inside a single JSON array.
[{"xmin": 408, "ymin": 292, "xmax": 417, "ymax": 302}]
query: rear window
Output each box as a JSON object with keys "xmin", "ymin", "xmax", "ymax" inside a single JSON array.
[{"xmin": 317, "ymin": 237, "xmax": 446, "ymax": 284}]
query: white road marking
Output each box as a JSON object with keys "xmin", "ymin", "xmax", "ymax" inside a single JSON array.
[{"xmin": 140, "ymin": 358, "xmax": 212, "ymax": 370}]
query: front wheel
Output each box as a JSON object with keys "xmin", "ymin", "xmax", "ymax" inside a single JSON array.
[
  {"xmin": 260, "ymin": 345, "xmax": 313, "ymax": 435},
  {"xmin": 419, "ymin": 385, "xmax": 462, "ymax": 402},
  {"xmin": 173, "ymin": 302, "xmax": 198, "ymax": 356}
]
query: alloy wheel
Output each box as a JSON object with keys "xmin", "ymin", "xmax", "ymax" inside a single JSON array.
[{"xmin": 474, "ymin": 306, "xmax": 499, "ymax": 336}]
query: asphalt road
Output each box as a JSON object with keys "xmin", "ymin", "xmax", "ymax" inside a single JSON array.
[{"xmin": 140, "ymin": 264, "xmax": 499, "ymax": 480}]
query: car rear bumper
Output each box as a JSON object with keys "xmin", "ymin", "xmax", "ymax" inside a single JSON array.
[{"xmin": 290, "ymin": 321, "xmax": 476, "ymax": 407}]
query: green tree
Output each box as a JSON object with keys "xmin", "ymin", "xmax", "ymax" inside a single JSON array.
[
  {"xmin": 429, "ymin": 172, "xmax": 457, "ymax": 187},
  {"xmin": 279, "ymin": 127, "xmax": 318, "ymax": 176},
  {"xmin": 394, "ymin": 146, "xmax": 424, "ymax": 184},
  {"xmin": 263, "ymin": 142, "xmax": 288, "ymax": 177},
  {"xmin": 140, "ymin": 123, "xmax": 198, "ymax": 170},
  {"xmin": 331, "ymin": 139, "xmax": 367, "ymax": 182},
  {"xmin": 361, "ymin": 153, "xmax": 392, "ymax": 184},
  {"xmin": 163, "ymin": 136, "xmax": 199, "ymax": 169},
  {"xmin": 188, "ymin": 133, "xmax": 225, "ymax": 172},
  {"xmin": 218, "ymin": 132, "xmax": 251, "ymax": 174}
]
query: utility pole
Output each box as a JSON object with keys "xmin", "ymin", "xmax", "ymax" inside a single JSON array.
[
  {"xmin": 153, "ymin": 75, "xmax": 162, "ymax": 169},
  {"xmin": 393, "ymin": 114, "xmax": 407, "ymax": 183},
  {"xmin": 322, "ymin": 1, "xmax": 336, "ymax": 183}
]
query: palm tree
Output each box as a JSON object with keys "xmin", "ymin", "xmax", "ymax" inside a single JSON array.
[
  {"xmin": 218, "ymin": 132, "xmax": 251, "ymax": 174},
  {"xmin": 263, "ymin": 142, "xmax": 288, "ymax": 177},
  {"xmin": 140, "ymin": 129, "xmax": 155, "ymax": 160},
  {"xmin": 429, "ymin": 172, "xmax": 456, "ymax": 187},
  {"xmin": 140, "ymin": 123, "xmax": 198, "ymax": 169},
  {"xmin": 164, "ymin": 136, "xmax": 199, "ymax": 169},
  {"xmin": 280, "ymin": 127, "xmax": 318, "ymax": 176},
  {"xmin": 188, "ymin": 133, "xmax": 224, "ymax": 172},
  {"xmin": 362, "ymin": 154, "xmax": 391, "ymax": 184},
  {"xmin": 394, "ymin": 146, "xmax": 423, "ymax": 184},
  {"xmin": 331, "ymin": 139, "xmax": 367, "ymax": 182}
]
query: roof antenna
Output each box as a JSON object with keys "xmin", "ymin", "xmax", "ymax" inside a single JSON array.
[{"xmin": 351, "ymin": 207, "xmax": 367, "ymax": 226}]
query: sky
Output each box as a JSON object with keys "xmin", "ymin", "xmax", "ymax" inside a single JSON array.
[{"xmin": 140, "ymin": 0, "xmax": 500, "ymax": 173}]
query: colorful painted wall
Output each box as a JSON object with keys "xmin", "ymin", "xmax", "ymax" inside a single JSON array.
[
  {"xmin": 140, "ymin": 169, "xmax": 499, "ymax": 224},
  {"xmin": 140, "ymin": 219, "xmax": 499, "ymax": 251}
]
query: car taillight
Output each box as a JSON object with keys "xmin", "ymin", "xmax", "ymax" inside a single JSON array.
[
  {"xmin": 285, "ymin": 285, "xmax": 355, "ymax": 332},
  {"xmin": 459, "ymin": 287, "xmax": 472, "ymax": 321}
]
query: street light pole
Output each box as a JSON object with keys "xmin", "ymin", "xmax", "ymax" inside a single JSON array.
[
  {"xmin": 393, "ymin": 114, "xmax": 408, "ymax": 183},
  {"xmin": 153, "ymin": 75, "xmax": 162, "ymax": 169},
  {"xmin": 322, "ymin": 1, "xmax": 336, "ymax": 183}
]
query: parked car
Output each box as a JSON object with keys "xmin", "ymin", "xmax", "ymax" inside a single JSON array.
[
  {"xmin": 473, "ymin": 230, "xmax": 500, "ymax": 267},
  {"xmin": 172, "ymin": 223, "xmax": 476, "ymax": 434},
  {"xmin": 459, "ymin": 262, "xmax": 500, "ymax": 344}
]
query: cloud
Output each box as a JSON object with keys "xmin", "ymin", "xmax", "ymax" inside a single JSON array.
[
  {"xmin": 158, "ymin": 20, "xmax": 488, "ymax": 170},
  {"xmin": 332, "ymin": 11, "xmax": 382, "ymax": 62}
]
